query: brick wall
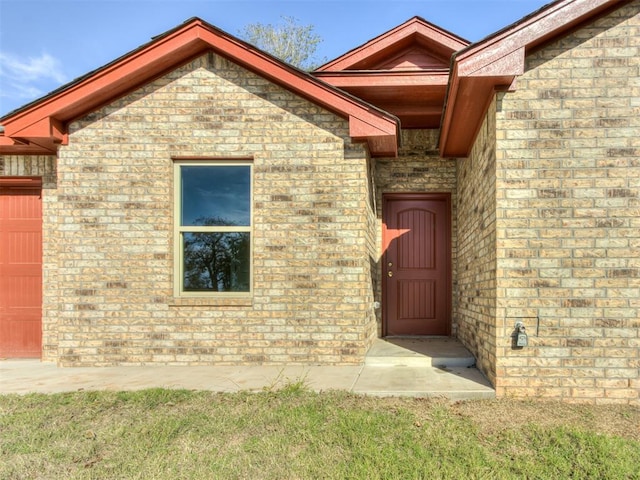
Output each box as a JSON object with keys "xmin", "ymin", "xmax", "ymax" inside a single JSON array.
[
  {"xmin": 374, "ymin": 129, "xmax": 458, "ymax": 335},
  {"xmin": 46, "ymin": 52, "xmax": 376, "ymax": 366},
  {"xmin": 456, "ymin": 103, "xmax": 498, "ymax": 384},
  {"xmin": 0, "ymin": 155, "xmax": 57, "ymax": 187},
  {"xmin": 494, "ymin": 2, "xmax": 639, "ymax": 403}
]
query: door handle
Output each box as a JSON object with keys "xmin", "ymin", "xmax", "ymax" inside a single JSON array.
[{"xmin": 388, "ymin": 271, "xmax": 393, "ymax": 277}]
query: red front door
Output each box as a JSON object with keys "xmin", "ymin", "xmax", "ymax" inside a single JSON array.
[
  {"xmin": 383, "ymin": 194, "xmax": 451, "ymax": 336},
  {"xmin": 0, "ymin": 179, "xmax": 42, "ymax": 358}
]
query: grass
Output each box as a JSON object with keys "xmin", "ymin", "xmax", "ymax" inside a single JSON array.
[{"xmin": 1, "ymin": 385, "xmax": 639, "ymax": 479}]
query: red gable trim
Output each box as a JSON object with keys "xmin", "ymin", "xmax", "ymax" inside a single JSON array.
[
  {"xmin": 317, "ymin": 16, "xmax": 468, "ymax": 72},
  {"xmin": 440, "ymin": 0, "xmax": 630, "ymax": 158},
  {"xmin": 0, "ymin": 18, "xmax": 399, "ymax": 157}
]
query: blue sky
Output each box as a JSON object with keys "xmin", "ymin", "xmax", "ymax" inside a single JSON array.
[
  {"xmin": 0, "ymin": 0, "xmax": 550, "ymax": 117},
  {"xmin": 181, "ymin": 165, "xmax": 251, "ymax": 226}
]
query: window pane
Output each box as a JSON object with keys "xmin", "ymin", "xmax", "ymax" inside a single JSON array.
[
  {"xmin": 183, "ymin": 232, "xmax": 250, "ymax": 292},
  {"xmin": 181, "ymin": 166, "xmax": 250, "ymax": 227}
]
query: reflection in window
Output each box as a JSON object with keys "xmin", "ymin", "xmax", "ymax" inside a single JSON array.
[
  {"xmin": 181, "ymin": 166, "xmax": 251, "ymax": 226},
  {"xmin": 183, "ymin": 232, "xmax": 250, "ymax": 292},
  {"xmin": 175, "ymin": 163, "xmax": 252, "ymax": 295}
]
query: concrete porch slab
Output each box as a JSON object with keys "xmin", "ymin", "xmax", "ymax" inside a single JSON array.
[
  {"xmin": 365, "ymin": 337, "xmax": 476, "ymax": 367},
  {"xmin": 358, "ymin": 337, "xmax": 495, "ymax": 399}
]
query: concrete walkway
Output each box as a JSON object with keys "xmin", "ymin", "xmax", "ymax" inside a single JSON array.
[{"xmin": 0, "ymin": 339, "xmax": 495, "ymax": 400}]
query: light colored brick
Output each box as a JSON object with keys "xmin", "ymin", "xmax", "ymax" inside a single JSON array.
[{"xmin": 489, "ymin": 2, "xmax": 640, "ymax": 403}]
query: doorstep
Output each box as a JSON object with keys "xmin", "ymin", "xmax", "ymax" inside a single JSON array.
[{"xmin": 351, "ymin": 337, "xmax": 495, "ymax": 400}]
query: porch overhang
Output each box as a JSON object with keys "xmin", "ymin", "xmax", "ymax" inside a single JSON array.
[
  {"xmin": 314, "ymin": 17, "xmax": 469, "ymax": 131},
  {"xmin": 314, "ymin": 70, "xmax": 450, "ymax": 129}
]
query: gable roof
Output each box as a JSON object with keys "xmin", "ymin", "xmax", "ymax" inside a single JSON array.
[
  {"xmin": 439, "ymin": 0, "xmax": 632, "ymax": 157},
  {"xmin": 0, "ymin": 18, "xmax": 400, "ymax": 157},
  {"xmin": 2, "ymin": 1, "xmax": 631, "ymax": 160},
  {"xmin": 314, "ymin": 17, "xmax": 469, "ymax": 129}
]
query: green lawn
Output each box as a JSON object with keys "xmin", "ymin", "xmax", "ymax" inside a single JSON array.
[{"xmin": 1, "ymin": 385, "xmax": 638, "ymax": 479}]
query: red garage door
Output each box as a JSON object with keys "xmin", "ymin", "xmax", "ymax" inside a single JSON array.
[{"xmin": 0, "ymin": 178, "xmax": 42, "ymax": 358}]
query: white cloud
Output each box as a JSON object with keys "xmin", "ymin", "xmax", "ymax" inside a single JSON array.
[
  {"xmin": 0, "ymin": 52, "xmax": 66, "ymax": 84},
  {"xmin": 0, "ymin": 52, "xmax": 68, "ymax": 112}
]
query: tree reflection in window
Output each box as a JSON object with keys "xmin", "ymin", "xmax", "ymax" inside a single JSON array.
[{"xmin": 183, "ymin": 217, "xmax": 250, "ymax": 292}]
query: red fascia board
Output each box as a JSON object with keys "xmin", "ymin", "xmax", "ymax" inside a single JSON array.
[
  {"xmin": 314, "ymin": 70, "xmax": 450, "ymax": 88},
  {"xmin": 439, "ymin": 73, "xmax": 512, "ymax": 158},
  {"xmin": 317, "ymin": 17, "xmax": 469, "ymax": 72},
  {"xmin": 1, "ymin": 18, "xmax": 399, "ymax": 157},
  {"xmin": 388, "ymin": 105, "xmax": 444, "ymax": 117}
]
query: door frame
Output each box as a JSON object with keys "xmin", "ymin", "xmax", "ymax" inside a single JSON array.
[
  {"xmin": 382, "ymin": 192, "xmax": 452, "ymax": 337},
  {"xmin": 0, "ymin": 176, "xmax": 43, "ymax": 358}
]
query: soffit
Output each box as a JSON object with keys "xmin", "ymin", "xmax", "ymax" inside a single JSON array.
[{"xmin": 314, "ymin": 17, "xmax": 469, "ymax": 129}]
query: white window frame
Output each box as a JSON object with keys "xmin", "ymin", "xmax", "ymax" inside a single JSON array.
[{"xmin": 173, "ymin": 159, "xmax": 253, "ymax": 298}]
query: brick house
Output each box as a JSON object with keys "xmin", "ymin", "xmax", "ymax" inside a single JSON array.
[{"xmin": 1, "ymin": 0, "xmax": 638, "ymax": 403}]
